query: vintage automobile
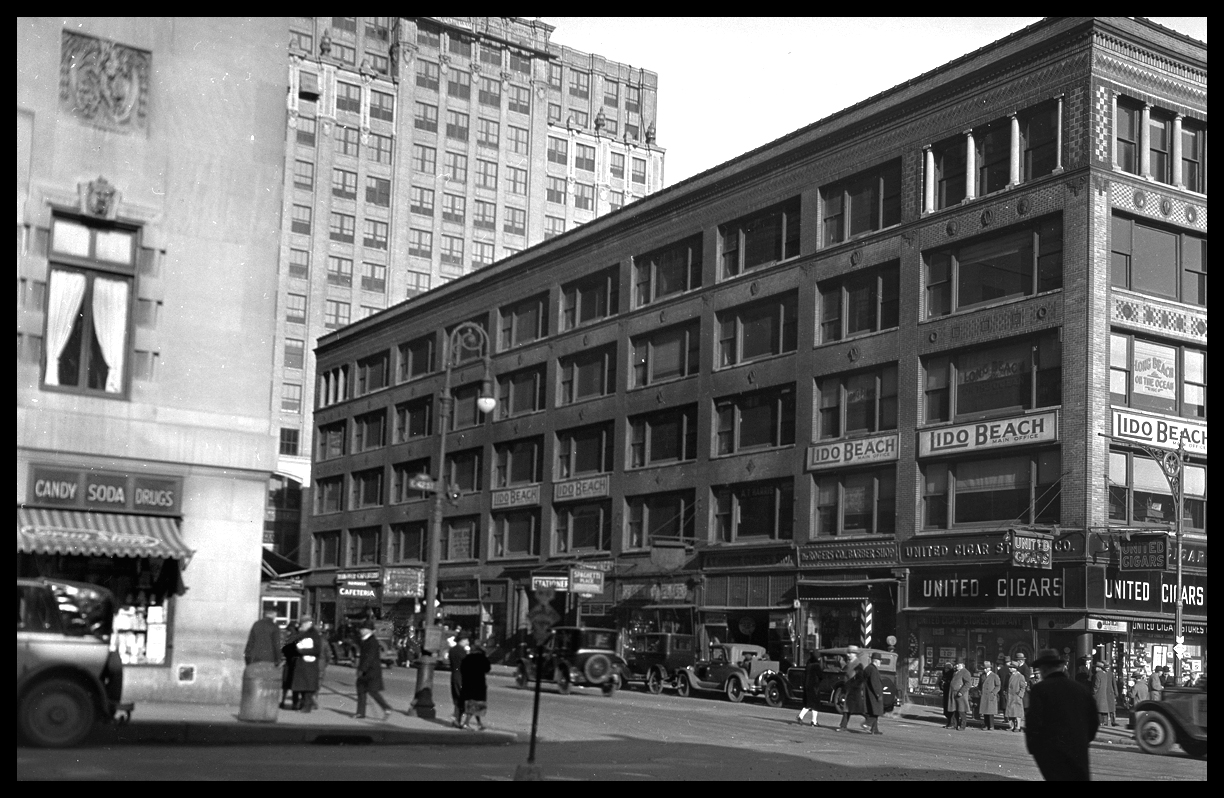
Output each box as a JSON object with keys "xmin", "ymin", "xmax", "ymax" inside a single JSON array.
[
  {"xmin": 514, "ymin": 626, "xmax": 626, "ymax": 696},
  {"xmin": 678, "ymin": 643, "xmax": 779, "ymax": 703},
  {"xmin": 622, "ymin": 632, "xmax": 697, "ymax": 694},
  {"xmin": 17, "ymin": 578, "xmax": 128, "ymax": 747},
  {"xmin": 764, "ymin": 647, "xmax": 898, "ymax": 713},
  {"xmin": 1131, "ymin": 683, "xmax": 1207, "ymax": 758}
]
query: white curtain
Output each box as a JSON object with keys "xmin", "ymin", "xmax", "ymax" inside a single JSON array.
[
  {"xmin": 91, "ymin": 276, "xmax": 129, "ymax": 393},
  {"xmin": 43, "ymin": 270, "xmax": 87, "ymax": 386}
]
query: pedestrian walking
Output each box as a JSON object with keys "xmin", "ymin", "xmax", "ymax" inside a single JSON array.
[
  {"xmin": 835, "ymin": 650, "xmax": 866, "ymax": 732},
  {"xmin": 1004, "ymin": 662, "xmax": 1028, "ymax": 732},
  {"xmin": 448, "ymin": 630, "xmax": 470, "ymax": 728},
  {"xmin": 795, "ymin": 652, "xmax": 824, "ymax": 727},
  {"xmin": 939, "ymin": 664, "xmax": 956, "ymax": 728},
  {"xmin": 949, "ymin": 660, "xmax": 972, "ymax": 730},
  {"xmin": 1148, "ymin": 667, "xmax": 1164, "ymax": 701},
  {"xmin": 1092, "ymin": 662, "xmax": 1118, "ymax": 727},
  {"xmin": 978, "ymin": 660, "xmax": 1001, "ymax": 731},
  {"xmin": 862, "ymin": 652, "xmax": 885, "ymax": 735},
  {"xmin": 1024, "ymin": 648, "xmax": 1099, "ymax": 781},
  {"xmin": 244, "ymin": 606, "xmax": 283, "ymax": 667},
  {"xmin": 354, "ymin": 621, "xmax": 393, "ymax": 720},
  {"xmin": 459, "ymin": 639, "xmax": 492, "ymax": 730},
  {"xmin": 1130, "ymin": 672, "xmax": 1150, "ymax": 705},
  {"xmin": 287, "ymin": 615, "xmax": 324, "ymax": 712},
  {"xmin": 280, "ymin": 620, "xmax": 300, "ymax": 709}
]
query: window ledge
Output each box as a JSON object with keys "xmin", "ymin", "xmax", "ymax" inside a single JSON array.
[
  {"xmin": 813, "ymin": 326, "xmax": 897, "ymax": 349},
  {"xmin": 918, "ymin": 288, "xmax": 1062, "ymax": 324}
]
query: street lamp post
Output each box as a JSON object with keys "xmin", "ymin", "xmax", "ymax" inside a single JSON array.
[
  {"xmin": 412, "ymin": 321, "xmax": 496, "ymax": 720},
  {"xmin": 1129, "ymin": 439, "xmax": 1188, "ymax": 683}
]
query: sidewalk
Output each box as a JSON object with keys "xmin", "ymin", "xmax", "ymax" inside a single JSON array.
[
  {"xmin": 893, "ymin": 702, "xmax": 1138, "ymax": 748},
  {"xmin": 100, "ymin": 667, "xmax": 520, "ymax": 747}
]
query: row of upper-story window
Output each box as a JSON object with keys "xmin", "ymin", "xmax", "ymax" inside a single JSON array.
[
  {"xmin": 290, "ymin": 18, "xmax": 394, "ymax": 77},
  {"xmin": 311, "ymin": 435, "xmax": 1209, "ymax": 569},
  {"xmin": 1114, "ymin": 95, "xmax": 1207, "ymax": 193}
]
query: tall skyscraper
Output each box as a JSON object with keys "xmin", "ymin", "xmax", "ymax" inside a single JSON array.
[{"xmin": 270, "ymin": 17, "xmax": 665, "ymax": 561}]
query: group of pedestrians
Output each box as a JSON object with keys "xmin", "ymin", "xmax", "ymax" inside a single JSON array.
[
  {"xmin": 793, "ymin": 646, "xmax": 885, "ymax": 735},
  {"xmin": 940, "ymin": 653, "xmax": 1034, "ymax": 732},
  {"xmin": 243, "ymin": 609, "xmax": 491, "ymax": 727}
]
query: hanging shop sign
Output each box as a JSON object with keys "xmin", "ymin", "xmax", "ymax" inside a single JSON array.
[
  {"xmin": 1091, "ymin": 570, "xmax": 1207, "ymax": 616},
  {"xmin": 438, "ymin": 578, "xmax": 481, "ymax": 601},
  {"xmin": 907, "ymin": 567, "xmax": 1067, "ymax": 609},
  {"xmin": 806, "ymin": 433, "xmax": 898, "ymax": 471},
  {"xmin": 570, "ymin": 567, "xmax": 605, "ymax": 596},
  {"xmin": 1009, "ymin": 529, "xmax": 1053, "ymax": 570},
  {"xmin": 491, "ymin": 484, "xmax": 541, "ymax": 508},
  {"xmin": 531, "ymin": 575, "xmax": 570, "ymax": 592},
  {"xmin": 382, "ymin": 567, "xmax": 424, "ymax": 600},
  {"xmin": 553, "ymin": 474, "xmax": 610, "ymax": 502},
  {"xmin": 28, "ymin": 464, "xmax": 183, "ymax": 516},
  {"xmin": 918, "ymin": 410, "xmax": 1058, "ymax": 457},
  {"xmin": 1110, "ymin": 408, "xmax": 1206, "ymax": 456},
  {"xmin": 1117, "ymin": 533, "xmax": 1171, "ymax": 572}
]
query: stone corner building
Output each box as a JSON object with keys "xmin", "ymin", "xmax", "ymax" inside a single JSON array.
[
  {"xmin": 17, "ymin": 18, "xmax": 286, "ymax": 703},
  {"xmin": 310, "ymin": 17, "xmax": 1206, "ymax": 697}
]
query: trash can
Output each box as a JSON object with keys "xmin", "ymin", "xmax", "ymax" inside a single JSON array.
[{"xmin": 238, "ymin": 661, "xmax": 281, "ymax": 723}]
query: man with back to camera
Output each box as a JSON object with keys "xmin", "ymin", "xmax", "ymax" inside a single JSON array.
[{"xmin": 1025, "ymin": 648, "xmax": 1099, "ymax": 780}]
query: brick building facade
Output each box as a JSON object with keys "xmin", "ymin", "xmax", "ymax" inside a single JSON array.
[{"xmin": 307, "ymin": 18, "xmax": 1206, "ymax": 697}]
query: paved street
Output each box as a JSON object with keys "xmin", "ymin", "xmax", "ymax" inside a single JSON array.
[{"xmin": 17, "ymin": 669, "xmax": 1206, "ymax": 781}]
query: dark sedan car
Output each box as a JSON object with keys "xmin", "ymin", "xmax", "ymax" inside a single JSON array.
[
  {"xmin": 514, "ymin": 626, "xmax": 625, "ymax": 696},
  {"xmin": 622, "ymin": 632, "xmax": 696, "ymax": 693},
  {"xmin": 765, "ymin": 647, "xmax": 897, "ymax": 713}
]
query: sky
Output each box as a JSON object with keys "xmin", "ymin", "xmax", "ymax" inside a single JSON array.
[{"xmin": 541, "ymin": 17, "xmax": 1208, "ymax": 188}]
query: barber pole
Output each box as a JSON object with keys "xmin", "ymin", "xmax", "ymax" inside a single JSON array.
[{"xmin": 860, "ymin": 598, "xmax": 873, "ymax": 648}]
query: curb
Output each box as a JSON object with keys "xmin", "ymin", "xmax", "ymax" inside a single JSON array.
[{"xmin": 104, "ymin": 720, "xmax": 520, "ymax": 747}]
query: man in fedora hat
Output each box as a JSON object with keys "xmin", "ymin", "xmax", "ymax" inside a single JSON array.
[
  {"xmin": 1025, "ymin": 648, "xmax": 1098, "ymax": 780},
  {"xmin": 862, "ymin": 652, "xmax": 885, "ymax": 735}
]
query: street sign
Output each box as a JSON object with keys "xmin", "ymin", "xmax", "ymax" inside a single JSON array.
[
  {"xmin": 1175, "ymin": 635, "xmax": 1185, "ymax": 645},
  {"xmin": 1118, "ymin": 533, "xmax": 1171, "ymax": 571},
  {"xmin": 408, "ymin": 473, "xmax": 436, "ymax": 492},
  {"xmin": 1172, "ymin": 643, "xmax": 1187, "ymax": 658},
  {"xmin": 570, "ymin": 567, "xmax": 605, "ymax": 595},
  {"xmin": 528, "ymin": 603, "xmax": 560, "ymax": 646}
]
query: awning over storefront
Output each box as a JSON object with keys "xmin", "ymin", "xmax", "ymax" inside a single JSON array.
[
  {"xmin": 261, "ymin": 548, "xmax": 308, "ymax": 579},
  {"xmin": 17, "ymin": 507, "xmax": 193, "ymax": 563},
  {"xmin": 796, "ymin": 578, "xmax": 896, "ymax": 602}
]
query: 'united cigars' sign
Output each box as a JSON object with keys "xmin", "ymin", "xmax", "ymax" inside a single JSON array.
[
  {"xmin": 919, "ymin": 411, "xmax": 1057, "ymax": 457},
  {"xmin": 807, "ymin": 433, "xmax": 898, "ymax": 471}
]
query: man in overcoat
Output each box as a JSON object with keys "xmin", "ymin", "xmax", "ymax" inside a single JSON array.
[
  {"xmin": 244, "ymin": 606, "xmax": 282, "ymax": 667},
  {"xmin": 977, "ymin": 659, "xmax": 1001, "ymax": 730},
  {"xmin": 1025, "ymin": 648, "xmax": 1099, "ymax": 780},
  {"xmin": 835, "ymin": 651, "xmax": 866, "ymax": 732},
  {"xmin": 354, "ymin": 621, "xmax": 393, "ymax": 720},
  {"xmin": 948, "ymin": 660, "xmax": 972, "ymax": 730},
  {"xmin": 288, "ymin": 616, "xmax": 324, "ymax": 712},
  {"xmin": 862, "ymin": 652, "xmax": 885, "ymax": 735},
  {"xmin": 1004, "ymin": 662, "xmax": 1029, "ymax": 731},
  {"xmin": 796, "ymin": 652, "xmax": 824, "ymax": 727},
  {"xmin": 1092, "ymin": 662, "xmax": 1118, "ymax": 727}
]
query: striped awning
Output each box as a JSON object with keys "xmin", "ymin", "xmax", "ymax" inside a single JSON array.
[{"xmin": 17, "ymin": 507, "xmax": 193, "ymax": 563}]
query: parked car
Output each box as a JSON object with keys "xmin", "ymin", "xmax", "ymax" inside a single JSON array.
[
  {"xmin": 514, "ymin": 626, "xmax": 626, "ymax": 696},
  {"xmin": 764, "ymin": 647, "xmax": 898, "ymax": 713},
  {"xmin": 678, "ymin": 643, "xmax": 779, "ymax": 703},
  {"xmin": 1131, "ymin": 684, "xmax": 1207, "ymax": 758},
  {"xmin": 623, "ymin": 632, "xmax": 697, "ymax": 694},
  {"xmin": 17, "ymin": 578, "xmax": 128, "ymax": 747}
]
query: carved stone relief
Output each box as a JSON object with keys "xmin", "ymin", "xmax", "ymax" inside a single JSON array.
[{"xmin": 59, "ymin": 31, "xmax": 150, "ymax": 133}]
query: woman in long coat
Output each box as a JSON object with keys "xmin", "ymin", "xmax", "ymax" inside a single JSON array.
[
  {"xmin": 939, "ymin": 664, "xmax": 956, "ymax": 728},
  {"xmin": 1005, "ymin": 663, "xmax": 1029, "ymax": 731},
  {"xmin": 288, "ymin": 617, "xmax": 324, "ymax": 712},
  {"xmin": 836, "ymin": 664, "xmax": 867, "ymax": 731},
  {"xmin": 796, "ymin": 653, "xmax": 824, "ymax": 727},
  {"xmin": 459, "ymin": 641, "xmax": 492, "ymax": 730}
]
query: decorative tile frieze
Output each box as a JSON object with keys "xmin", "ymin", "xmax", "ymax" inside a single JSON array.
[
  {"xmin": 1111, "ymin": 291, "xmax": 1207, "ymax": 344},
  {"xmin": 1110, "ymin": 180, "xmax": 1207, "ymax": 231},
  {"xmin": 59, "ymin": 31, "xmax": 150, "ymax": 134}
]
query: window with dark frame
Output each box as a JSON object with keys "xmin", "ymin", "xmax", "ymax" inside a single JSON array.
[
  {"xmin": 351, "ymin": 469, "xmax": 384, "ymax": 510},
  {"xmin": 442, "ymin": 193, "xmax": 466, "ymax": 225},
  {"xmin": 477, "ymin": 117, "xmax": 499, "ymax": 148},
  {"xmin": 324, "ymin": 299, "xmax": 350, "ymax": 329},
  {"xmin": 447, "ymin": 68, "xmax": 471, "ymax": 100},
  {"xmin": 293, "ymin": 159, "xmax": 314, "ymax": 191},
  {"xmin": 632, "ymin": 323, "xmax": 700, "ymax": 388},
  {"xmin": 1181, "ymin": 120, "xmax": 1206, "ymax": 193},
  {"xmin": 555, "ymin": 501, "xmax": 613, "ymax": 554},
  {"xmin": 924, "ymin": 331, "xmax": 1062, "ymax": 424},
  {"xmin": 291, "ymin": 204, "xmax": 311, "ymax": 234},
  {"xmin": 819, "ymin": 261, "xmax": 900, "ymax": 343},
  {"xmin": 822, "ymin": 162, "xmax": 900, "ymax": 246},
  {"xmin": 497, "ymin": 366, "xmax": 546, "ymax": 418},
  {"xmin": 1116, "ymin": 98, "xmax": 1142, "ymax": 176},
  {"xmin": 336, "ymin": 81, "xmax": 362, "ymax": 113},
  {"xmin": 925, "ymin": 217, "xmax": 1062, "ymax": 317},
  {"xmin": 923, "ymin": 451, "xmax": 1060, "ymax": 529},
  {"xmin": 397, "ymin": 334, "xmax": 435, "ymax": 381},
  {"xmin": 936, "ymin": 137, "xmax": 967, "ymax": 208},
  {"xmin": 415, "ymin": 102, "xmax": 438, "ymax": 133},
  {"xmin": 1109, "ymin": 333, "xmax": 1205, "ymax": 420},
  {"xmin": 814, "ymin": 467, "xmax": 896, "ymax": 536},
  {"xmin": 391, "ymin": 460, "xmax": 431, "ymax": 505},
  {"xmin": 503, "ymin": 206, "xmax": 526, "ymax": 236},
  {"xmin": 1022, "ymin": 101, "xmax": 1058, "ymax": 181},
  {"xmin": 446, "ymin": 109, "xmax": 469, "ymax": 142},
  {"xmin": 42, "ymin": 216, "xmax": 137, "ymax": 397},
  {"xmin": 713, "ymin": 479, "xmax": 794, "ymax": 542},
  {"xmin": 329, "ymin": 212, "xmax": 355, "ymax": 243},
  {"xmin": 626, "ymin": 490, "xmax": 695, "ymax": 548},
  {"xmin": 365, "ymin": 176, "xmax": 391, "ymax": 207},
  {"xmin": 495, "ymin": 437, "xmax": 543, "ymax": 488},
  {"xmin": 715, "ymin": 384, "xmax": 796, "ymax": 455},
  {"xmin": 317, "ymin": 421, "xmax": 346, "ymax": 460},
  {"xmin": 315, "ymin": 476, "xmax": 344, "ymax": 515},
  {"xmin": 976, "ymin": 123, "xmax": 1010, "ymax": 196},
  {"xmin": 817, "ymin": 365, "xmax": 899, "ymax": 440},
  {"xmin": 412, "ymin": 144, "xmax": 436, "ymax": 174},
  {"xmin": 499, "ymin": 293, "xmax": 547, "ymax": 350},
  {"xmin": 634, "ymin": 234, "xmax": 702, "ymax": 307},
  {"xmin": 284, "ymin": 338, "xmax": 305, "ymax": 370},
  {"xmin": 441, "ymin": 516, "xmax": 478, "ymax": 561},
  {"xmin": 562, "ymin": 266, "xmax": 619, "ymax": 330},
  {"xmin": 1110, "ymin": 213, "xmax": 1206, "ymax": 307},
  {"xmin": 314, "ymin": 530, "xmax": 340, "ymax": 566},
  {"xmin": 286, "ymin": 293, "xmax": 307, "ymax": 324},
  {"xmin": 449, "ymin": 33, "xmax": 472, "ymax": 59},
  {"xmin": 559, "ymin": 345, "xmax": 616, "ymax": 405},
  {"xmin": 445, "ymin": 449, "xmax": 482, "ymax": 494},
  {"xmin": 279, "ymin": 428, "xmax": 300, "ymax": 456},
  {"xmin": 391, "ymin": 520, "xmax": 427, "ymax": 561},
  {"xmin": 361, "ymin": 261, "xmax": 386, "ymax": 293},
  {"xmin": 478, "ymin": 77, "xmax": 501, "ymax": 108},
  {"xmin": 475, "ymin": 160, "xmax": 498, "ymax": 191},
  {"xmin": 409, "ymin": 229, "xmax": 432, "ymax": 259},
  {"xmin": 332, "ymin": 168, "xmax": 357, "ymax": 199},
  {"xmin": 394, "ymin": 397, "xmax": 432, "ymax": 443},
  {"xmin": 1108, "ymin": 450, "xmax": 1205, "ymax": 531},
  {"xmin": 492, "ymin": 510, "xmax": 541, "ymax": 559},
  {"xmin": 556, "ymin": 422, "xmax": 614, "ymax": 479},
  {"xmin": 717, "ymin": 291, "xmax": 798, "ymax": 367},
  {"xmin": 1148, "ymin": 110, "xmax": 1174, "ymax": 185},
  {"xmin": 508, "ymin": 85, "xmax": 530, "ymax": 115},
  {"xmin": 410, "ymin": 186, "xmax": 435, "ymax": 216},
  {"xmin": 474, "ymin": 200, "xmax": 496, "ymax": 231},
  {"xmin": 629, "ymin": 405, "xmax": 697, "ymax": 468}
]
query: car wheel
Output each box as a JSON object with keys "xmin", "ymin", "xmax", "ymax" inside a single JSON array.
[
  {"xmin": 1134, "ymin": 711, "xmax": 1176, "ymax": 756},
  {"xmin": 555, "ymin": 666, "xmax": 571, "ymax": 695},
  {"xmin": 764, "ymin": 678, "xmax": 784, "ymax": 708},
  {"xmin": 725, "ymin": 679, "xmax": 744, "ymax": 703},
  {"xmin": 676, "ymin": 674, "xmax": 692, "ymax": 698},
  {"xmin": 831, "ymin": 687, "xmax": 847, "ymax": 713},
  {"xmin": 19, "ymin": 678, "xmax": 97, "ymax": 748},
  {"xmin": 514, "ymin": 664, "xmax": 529, "ymax": 689},
  {"xmin": 583, "ymin": 654, "xmax": 612, "ymax": 684},
  {"xmin": 646, "ymin": 667, "xmax": 664, "ymax": 695},
  {"xmin": 1181, "ymin": 739, "xmax": 1207, "ymax": 759}
]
